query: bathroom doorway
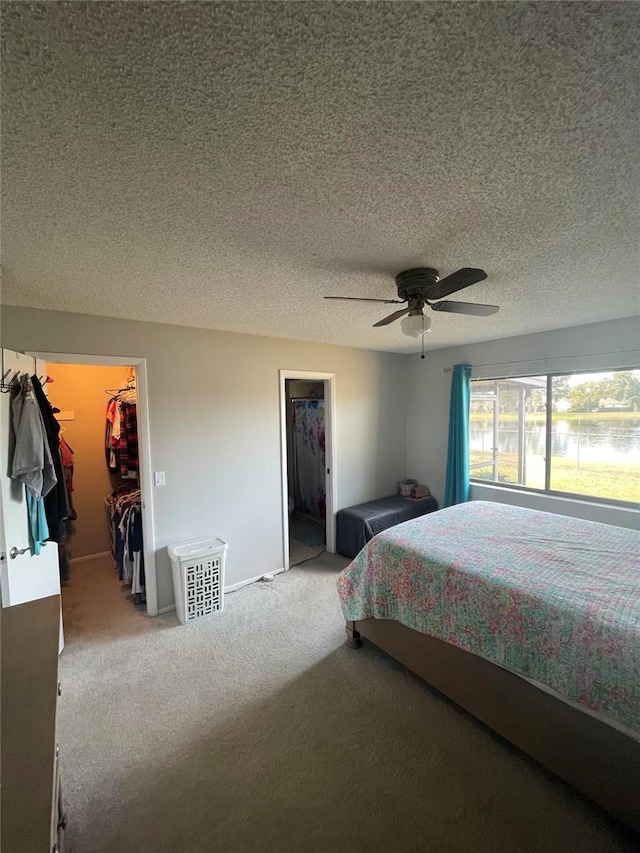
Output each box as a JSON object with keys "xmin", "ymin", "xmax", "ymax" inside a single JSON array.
[
  {"xmin": 279, "ymin": 370, "xmax": 336, "ymax": 570},
  {"xmin": 286, "ymin": 379, "xmax": 325, "ymax": 564}
]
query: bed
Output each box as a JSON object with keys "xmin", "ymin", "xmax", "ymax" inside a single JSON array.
[{"xmin": 337, "ymin": 501, "xmax": 640, "ymax": 832}]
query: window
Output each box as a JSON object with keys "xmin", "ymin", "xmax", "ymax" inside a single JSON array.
[{"xmin": 469, "ymin": 369, "xmax": 640, "ymax": 505}]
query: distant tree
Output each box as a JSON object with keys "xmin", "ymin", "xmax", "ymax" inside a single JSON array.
[
  {"xmin": 569, "ymin": 382, "xmax": 602, "ymax": 412},
  {"xmin": 552, "ymin": 376, "xmax": 571, "ymax": 395},
  {"xmin": 498, "ymin": 386, "xmax": 519, "ymax": 412},
  {"xmin": 529, "ymin": 389, "xmax": 547, "ymax": 411},
  {"xmin": 611, "ymin": 371, "xmax": 640, "ymax": 400},
  {"xmin": 474, "ymin": 372, "xmax": 640, "ymax": 415},
  {"xmin": 546, "ymin": 376, "xmax": 571, "ymax": 412},
  {"xmin": 567, "ymin": 371, "xmax": 640, "ymax": 412}
]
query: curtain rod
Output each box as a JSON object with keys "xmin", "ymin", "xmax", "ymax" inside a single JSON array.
[{"xmin": 443, "ymin": 349, "xmax": 640, "ymax": 373}]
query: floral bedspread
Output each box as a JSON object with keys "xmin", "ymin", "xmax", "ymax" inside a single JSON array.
[{"xmin": 337, "ymin": 501, "xmax": 640, "ymax": 734}]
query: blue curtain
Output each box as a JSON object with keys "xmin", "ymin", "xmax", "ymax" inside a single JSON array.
[{"xmin": 444, "ymin": 364, "xmax": 471, "ymax": 507}]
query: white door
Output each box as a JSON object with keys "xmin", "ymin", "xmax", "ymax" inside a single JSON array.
[{"xmin": 0, "ymin": 349, "xmax": 61, "ymax": 606}]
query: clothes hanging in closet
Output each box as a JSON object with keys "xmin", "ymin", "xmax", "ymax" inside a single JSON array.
[
  {"xmin": 31, "ymin": 376, "xmax": 71, "ymax": 557},
  {"xmin": 9, "ymin": 374, "xmax": 55, "ymax": 555},
  {"xmin": 119, "ymin": 402, "xmax": 139, "ymax": 478},
  {"xmin": 8, "ymin": 375, "xmax": 76, "ymax": 576},
  {"xmin": 59, "ymin": 436, "xmax": 75, "ymax": 504},
  {"xmin": 106, "ymin": 395, "xmax": 139, "ymax": 479},
  {"xmin": 105, "ymin": 485, "xmax": 145, "ymax": 603},
  {"xmin": 57, "ymin": 435, "xmax": 78, "ymax": 577}
]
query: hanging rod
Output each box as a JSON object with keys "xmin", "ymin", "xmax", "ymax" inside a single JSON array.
[
  {"xmin": 0, "ymin": 365, "xmax": 51, "ymax": 393},
  {"xmin": 105, "ymin": 385, "xmax": 136, "ymax": 395},
  {"xmin": 443, "ymin": 349, "xmax": 640, "ymax": 374},
  {"xmin": 0, "ymin": 369, "xmax": 20, "ymax": 393},
  {"xmin": 0, "ymin": 349, "xmax": 17, "ymax": 392}
]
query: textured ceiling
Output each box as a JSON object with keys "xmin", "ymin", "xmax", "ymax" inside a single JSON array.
[{"xmin": 1, "ymin": 2, "xmax": 639, "ymax": 353}]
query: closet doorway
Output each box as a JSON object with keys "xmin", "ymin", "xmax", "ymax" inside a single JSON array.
[
  {"xmin": 26, "ymin": 351, "xmax": 157, "ymax": 619},
  {"xmin": 279, "ymin": 370, "xmax": 336, "ymax": 570}
]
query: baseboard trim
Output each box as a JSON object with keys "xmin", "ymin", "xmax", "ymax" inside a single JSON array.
[
  {"xmin": 224, "ymin": 567, "xmax": 286, "ymax": 594},
  {"xmin": 157, "ymin": 569, "xmax": 287, "ymax": 614},
  {"xmin": 70, "ymin": 551, "xmax": 111, "ymax": 565}
]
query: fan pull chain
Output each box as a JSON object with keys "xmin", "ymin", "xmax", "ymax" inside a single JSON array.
[{"xmin": 421, "ymin": 313, "xmax": 425, "ymax": 359}]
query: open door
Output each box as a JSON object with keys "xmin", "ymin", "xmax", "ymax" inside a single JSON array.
[{"xmin": 0, "ymin": 349, "xmax": 61, "ymax": 606}]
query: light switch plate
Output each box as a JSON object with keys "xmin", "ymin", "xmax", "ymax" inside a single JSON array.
[{"xmin": 154, "ymin": 471, "xmax": 166, "ymax": 487}]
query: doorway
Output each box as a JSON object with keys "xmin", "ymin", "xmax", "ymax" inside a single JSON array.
[
  {"xmin": 279, "ymin": 370, "xmax": 336, "ymax": 570},
  {"xmin": 44, "ymin": 362, "xmax": 152, "ymax": 630},
  {"xmin": 26, "ymin": 351, "xmax": 157, "ymax": 616}
]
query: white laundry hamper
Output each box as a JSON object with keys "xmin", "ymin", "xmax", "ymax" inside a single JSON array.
[{"xmin": 168, "ymin": 537, "xmax": 228, "ymax": 625}]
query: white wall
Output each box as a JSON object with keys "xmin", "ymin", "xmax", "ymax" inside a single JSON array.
[
  {"xmin": 3, "ymin": 306, "xmax": 407, "ymax": 609},
  {"xmin": 406, "ymin": 316, "xmax": 640, "ymax": 528}
]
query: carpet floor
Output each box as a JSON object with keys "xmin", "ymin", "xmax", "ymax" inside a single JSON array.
[
  {"xmin": 289, "ymin": 536, "xmax": 325, "ymax": 566},
  {"xmin": 58, "ymin": 554, "xmax": 637, "ymax": 853}
]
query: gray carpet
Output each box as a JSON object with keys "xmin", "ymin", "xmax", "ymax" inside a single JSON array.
[
  {"xmin": 289, "ymin": 536, "xmax": 325, "ymax": 566},
  {"xmin": 58, "ymin": 555, "xmax": 636, "ymax": 853}
]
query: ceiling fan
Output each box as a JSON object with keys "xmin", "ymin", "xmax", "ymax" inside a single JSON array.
[{"xmin": 324, "ymin": 267, "xmax": 498, "ymax": 337}]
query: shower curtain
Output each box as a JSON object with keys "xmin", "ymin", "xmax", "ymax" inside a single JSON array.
[{"xmin": 292, "ymin": 399, "xmax": 326, "ymax": 519}]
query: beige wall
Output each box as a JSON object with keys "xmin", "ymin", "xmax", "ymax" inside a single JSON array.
[
  {"xmin": 3, "ymin": 306, "xmax": 407, "ymax": 609},
  {"xmin": 45, "ymin": 363, "xmax": 131, "ymax": 559}
]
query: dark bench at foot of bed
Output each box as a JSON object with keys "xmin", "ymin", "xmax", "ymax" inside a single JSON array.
[{"xmin": 336, "ymin": 494, "xmax": 438, "ymax": 558}]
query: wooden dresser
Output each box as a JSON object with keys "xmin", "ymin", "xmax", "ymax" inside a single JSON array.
[{"xmin": 1, "ymin": 594, "xmax": 67, "ymax": 853}]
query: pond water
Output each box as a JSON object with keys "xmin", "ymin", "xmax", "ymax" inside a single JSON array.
[{"xmin": 470, "ymin": 417, "xmax": 640, "ymax": 464}]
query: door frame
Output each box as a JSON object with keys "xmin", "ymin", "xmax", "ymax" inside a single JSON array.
[
  {"xmin": 279, "ymin": 369, "xmax": 336, "ymax": 570},
  {"xmin": 26, "ymin": 351, "xmax": 159, "ymax": 616}
]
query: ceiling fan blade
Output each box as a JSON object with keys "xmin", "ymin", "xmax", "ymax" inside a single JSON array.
[
  {"xmin": 431, "ymin": 300, "xmax": 499, "ymax": 316},
  {"xmin": 426, "ymin": 267, "xmax": 488, "ymax": 300},
  {"xmin": 373, "ymin": 307, "xmax": 410, "ymax": 327},
  {"xmin": 324, "ymin": 296, "xmax": 404, "ymax": 304}
]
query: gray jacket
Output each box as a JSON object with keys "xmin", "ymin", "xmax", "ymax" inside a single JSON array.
[{"xmin": 11, "ymin": 374, "xmax": 57, "ymax": 498}]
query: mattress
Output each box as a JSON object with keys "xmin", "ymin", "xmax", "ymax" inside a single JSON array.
[{"xmin": 337, "ymin": 501, "xmax": 640, "ymax": 735}]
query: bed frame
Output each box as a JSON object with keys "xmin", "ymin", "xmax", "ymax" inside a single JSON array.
[{"xmin": 346, "ymin": 618, "xmax": 640, "ymax": 834}]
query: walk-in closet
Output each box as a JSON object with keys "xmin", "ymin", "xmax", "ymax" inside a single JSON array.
[{"xmin": 42, "ymin": 363, "xmax": 147, "ymax": 632}]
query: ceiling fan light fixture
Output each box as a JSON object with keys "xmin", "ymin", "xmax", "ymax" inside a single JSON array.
[{"xmin": 401, "ymin": 312, "xmax": 431, "ymax": 338}]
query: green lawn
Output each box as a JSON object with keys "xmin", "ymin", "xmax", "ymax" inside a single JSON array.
[{"xmin": 470, "ymin": 452, "xmax": 639, "ymax": 504}]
